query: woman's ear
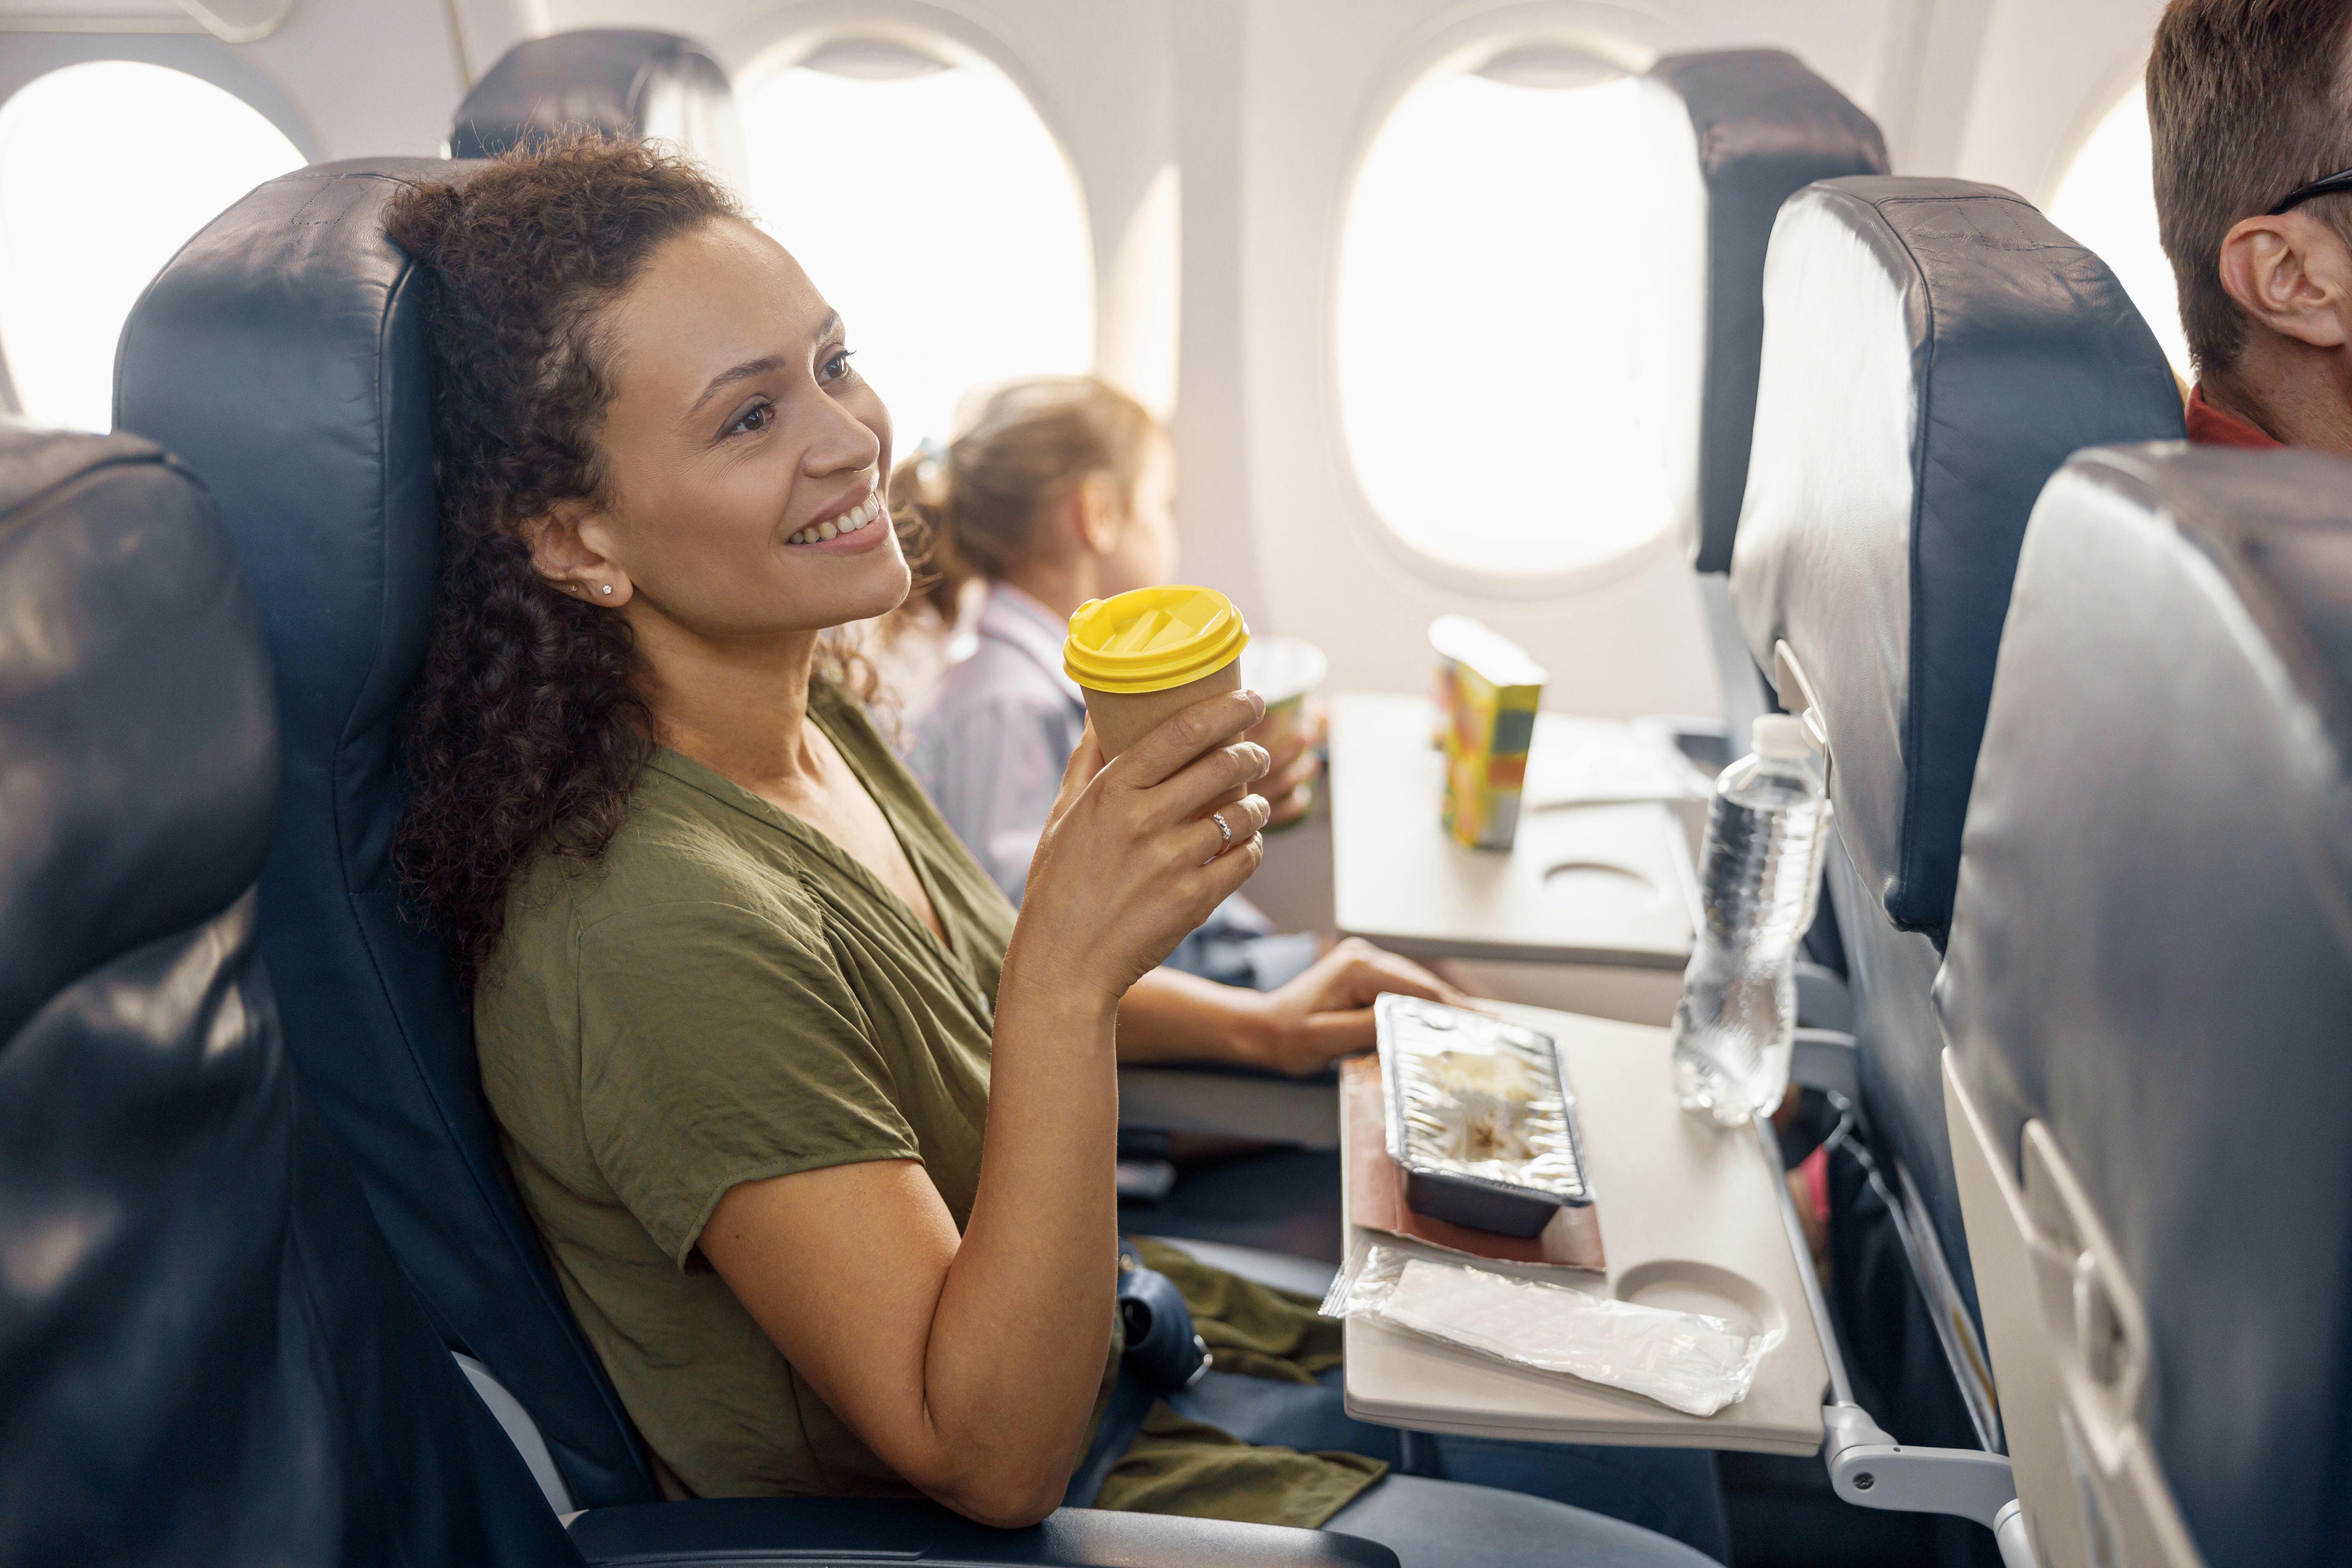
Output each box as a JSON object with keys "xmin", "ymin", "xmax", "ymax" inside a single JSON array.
[
  {"xmin": 523, "ymin": 500, "xmax": 635, "ymax": 607},
  {"xmin": 2218, "ymin": 212, "xmax": 2352, "ymax": 351}
]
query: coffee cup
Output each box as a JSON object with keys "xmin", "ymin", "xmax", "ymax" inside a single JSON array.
[{"xmin": 1063, "ymin": 585, "xmax": 1251, "ymax": 763}]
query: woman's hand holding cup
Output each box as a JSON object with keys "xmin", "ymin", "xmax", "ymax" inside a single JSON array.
[{"xmin": 1010, "ymin": 691, "xmax": 1272, "ymax": 1002}]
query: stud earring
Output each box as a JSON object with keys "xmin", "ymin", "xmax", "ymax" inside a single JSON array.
[{"xmin": 600, "ymin": 584, "xmax": 613, "ymax": 596}]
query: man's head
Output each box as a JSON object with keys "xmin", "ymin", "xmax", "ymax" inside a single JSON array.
[{"xmin": 2150, "ymin": 0, "xmax": 2352, "ymax": 378}]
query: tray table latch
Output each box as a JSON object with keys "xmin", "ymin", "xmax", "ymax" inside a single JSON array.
[{"xmin": 1823, "ymin": 1401, "xmax": 2033, "ymax": 1564}]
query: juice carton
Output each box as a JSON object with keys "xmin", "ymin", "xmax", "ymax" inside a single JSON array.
[{"xmin": 1429, "ymin": 615, "xmax": 1545, "ymax": 850}]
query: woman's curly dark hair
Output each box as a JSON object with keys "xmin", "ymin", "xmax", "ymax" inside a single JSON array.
[{"xmin": 386, "ymin": 137, "xmax": 874, "ymax": 985}]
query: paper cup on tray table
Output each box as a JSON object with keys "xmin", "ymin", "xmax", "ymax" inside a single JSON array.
[{"xmin": 1238, "ymin": 634, "xmax": 1328, "ymax": 829}]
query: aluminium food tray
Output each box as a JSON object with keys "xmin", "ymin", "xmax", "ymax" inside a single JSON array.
[{"xmin": 1377, "ymin": 995, "xmax": 1590, "ymax": 1238}]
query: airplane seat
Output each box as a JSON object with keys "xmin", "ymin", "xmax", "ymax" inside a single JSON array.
[
  {"xmin": 1729, "ymin": 176, "xmax": 2185, "ymax": 1450},
  {"xmin": 450, "ymin": 29, "xmax": 746, "ymax": 190},
  {"xmin": 110, "ymin": 158, "xmax": 1369, "ymax": 1538},
  {"xmin": 0, "ymin": 422, "xmax": 578, "ymax": 1566},
  {"xmin": 1936, "ymin": 443, "xmax": 2352, "ymax": 1568},
  {"xmin": 1644, "ymin": 48, "xmax": 1888, "ymax": 748},
  {"xmin": 113, "ymin": 156, "xmax": 660, "ymax": 1511},
  {"xmin": 1640, "ymin": 51, "xmax": 1886, "ymax": 1026}
]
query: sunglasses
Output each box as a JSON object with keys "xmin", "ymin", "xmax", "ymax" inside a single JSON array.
[{"xmin": 2270, "ymin": 165, "xmax": 2352, "ymax": 215}]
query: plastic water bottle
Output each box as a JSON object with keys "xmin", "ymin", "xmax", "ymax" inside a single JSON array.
[{"xmin": 1671, "ymin": 715, "xmax": 1829, "ymax": 1125}]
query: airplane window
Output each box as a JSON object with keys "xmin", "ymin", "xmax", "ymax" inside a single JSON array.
[
  {"xmin": 2048, "ymin": 82, "xmax": 2192, "ymax": 378},
  {"xmin": 0, "ymin": 61, "xmax": 304, "ymax": 433},
  {"xmin": 743, "ymin": 44, "xmax": 1093, "ymax": 450},
  {"xmin": 1339, "ymin": 59, "xmax": 1675, "ymax": 578}
]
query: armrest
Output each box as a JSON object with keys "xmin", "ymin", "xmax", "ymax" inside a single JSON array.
[
  {"xmin": 1116, "ymin": 1063, "xmax": 1341, "ymax": 1149},
  {"xmin": 1794, "ymin": 962, "xmax": 1853, "ymax": 1033},
  {"xmin": 1788, "ymin": 1028, "xmax": 1858, "ymax": 1103},
  {"xmin": 567, "ymin": 1496, "xmax": 1400, "ymax": 1567}
]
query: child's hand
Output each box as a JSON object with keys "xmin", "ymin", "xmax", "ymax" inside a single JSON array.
[{"xmin": 1247, "ymin": 696, "xmax": 1328, "ymax": 829}]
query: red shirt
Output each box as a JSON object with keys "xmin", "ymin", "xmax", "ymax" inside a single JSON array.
[{"xmin": 2185, "ymin": 385, "xmax": 2284, "ymax": 448}]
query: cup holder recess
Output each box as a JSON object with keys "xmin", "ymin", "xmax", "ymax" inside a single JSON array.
[{"xmin": 1613, "ymin": 1259, "xmax": 1787, "ymax": 1341}]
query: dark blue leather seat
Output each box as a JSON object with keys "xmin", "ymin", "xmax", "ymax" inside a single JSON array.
[
  {"xmin": 450, "ymin": 28, "xmax": 743, "ymax": 188},
  {"xmin": 0, "ymin": 422, "xmax": 576, "ymax": 1567},
  {"xmin": 116, "ymin": 158, "xmax": 661, "ymax": 1509},
  {"xmin": 1645, "ymin": 49, "xmax": 1888, "ymax": 742},
  {"xmin": 1729, "ymin": 176, "xmax": 2185, "ymax": 1448},
  {"xmin": 1940, "ymin": 444, "xmax": 2352, "ymax": 1568}
]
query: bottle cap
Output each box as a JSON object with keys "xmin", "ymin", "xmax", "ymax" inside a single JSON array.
[
  {"xmin": 1753, "ymin": 713, "xmax": 1810, "ymax": 761},
  {"xmin": 1064, "ymin": 585, "xmax": 1251, "ymax": 694}
]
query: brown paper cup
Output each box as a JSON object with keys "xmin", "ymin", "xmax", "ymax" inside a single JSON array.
[{"xmin": 1082, "ymin": 656, "xmax": 1244, "ymax": 762}]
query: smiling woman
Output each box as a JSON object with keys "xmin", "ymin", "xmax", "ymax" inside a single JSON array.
[
  {"xmin": 383, "ymin": 141, "xmax": 1252, "ymax": 1520},
  {"xmin": 375, "ymin": 135, "xmax": 1281, "ymax": 1529}
]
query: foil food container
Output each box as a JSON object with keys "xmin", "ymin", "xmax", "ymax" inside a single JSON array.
[{"xmin": 1377, "ymin": 995, "xmax": 1591, "ymax": 1237}]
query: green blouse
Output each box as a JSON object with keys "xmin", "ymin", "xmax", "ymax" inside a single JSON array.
[{"xmin": 473, "ymin": 681, "xmax": 1381, "ymax": 1527}]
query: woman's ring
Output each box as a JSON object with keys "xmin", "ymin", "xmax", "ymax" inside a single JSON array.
[{"xmin": 1203, "ymin": 810, "xmax": 1233, "ymax": 865}]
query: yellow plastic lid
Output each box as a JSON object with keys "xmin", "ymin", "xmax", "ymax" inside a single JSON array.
[{"xmin": 1063, "ymin": 585, "xmax": 1251, "ymax": 694}]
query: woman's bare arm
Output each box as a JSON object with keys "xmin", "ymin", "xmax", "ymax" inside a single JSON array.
[
  {"xmin": 701, "ymin": 967, "xmax": 1117, "ymax": 1524},
  {"xmin": 699, "ymin": 694, "xmax": 1270, "ymax": 1527},
  {"xmin": 1113, "ymin": 940, "xmax": 1472, "ymax": 1076}
]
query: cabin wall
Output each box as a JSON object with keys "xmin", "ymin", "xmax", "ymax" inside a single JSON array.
[
  {"xmin": 1954, "ymin": 0, "xmax": 2168, "ymax": 205},
  {"xmin": 0, "ymin": 0, "xmax": 473, "ymax": 160},
  {"xmin": 2, "ymin": 0, "xmax": 2186, "ymax": 715}
]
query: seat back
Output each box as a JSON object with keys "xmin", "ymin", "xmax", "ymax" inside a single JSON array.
[
  {"xmin": 451, "ymin": 29, "xmax": 745, "ymax": 189},
  {"xmin": 1642, "ymin": 50, "xmax": 1886, "ymax": 736},
  {"xmin": 1938, "ymin": 445, "xmax": 2352, "ymax": 1568},
  {"xmin": 113, "ymin": 161, "xmax": 658, "ymax": 1508},
  {"xmin": 0, "ymin": 424, "xmax": 574, "ymax": 1567},
  {"xmin": 1729, "ymin": 176, "xmax": 2184, "ymax": 1441}
]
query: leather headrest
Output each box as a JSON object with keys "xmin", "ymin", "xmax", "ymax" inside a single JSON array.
[
  {"xmin": 117, "ymin": 160, "xmax": 449, "ymax": 794},
  {"xmin": 1731, "ymin": 176, "xmax": 2185, "ymax": 940},
  {"xmin": 1644, "ymin": 49, "xmax": 1887, "ymax": 574},
  {"xmin": 0, "ymin": 424, "xmax": 276, "ymax": 1041},
  {"xmin": 1938, "ymin": 444, "xmax": 2352, "ymax": 1560},
  {"xmin": 450, "ymin": 29, "xmax": 745, "ymax": 189}
]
